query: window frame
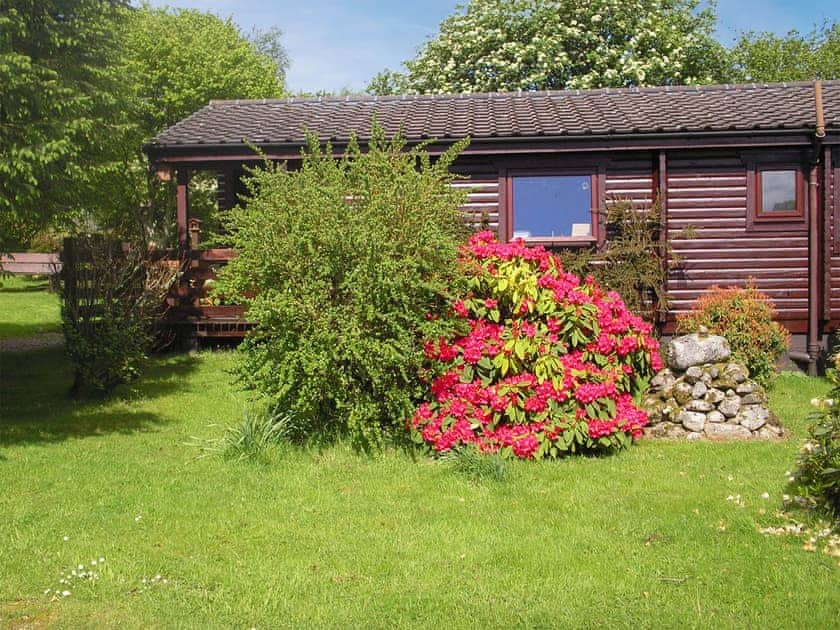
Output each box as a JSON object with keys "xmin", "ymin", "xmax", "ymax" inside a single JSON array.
[
  {"xmin": 743, "ymin": 153, "xmax": 809, "ymax": 232},
  {"xmin": 501, "ymin": 167, "xmax": 602, "ymax": 246}
]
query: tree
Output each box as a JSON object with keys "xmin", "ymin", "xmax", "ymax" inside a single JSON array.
[
  {"xmin": 109, "ymin": 5, "xmax": 290, "ymax": 246},
  {"xmin": 369, "ymin": 0, "xmax": 732, "ymax": 95},
  {"xmin": 732, "ymin": 21, "xmax": 840, "ymax": 82},
  {"xmin": 123, "ymin": 6, "xmax": 287, "ymax": 134},
  {"xmin": 0, "ymin": 2, "xmax": 290, "ymax": 250},
  {"xmin": 0, "ymin": 0, "xmax": 128, "ymax": 250}
]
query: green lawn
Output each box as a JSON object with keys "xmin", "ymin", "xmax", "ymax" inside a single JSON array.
[
  {"xmin": 0, "ymin": 275, "xmax": 61, "ymax": 340},
  {"xmin": 0, "ymin": 347, "xmax": 837, "ymax": 628}
]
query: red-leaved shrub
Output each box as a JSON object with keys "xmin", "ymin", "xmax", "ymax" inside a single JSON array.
[{"xmin": 408, "ymin": 231, "xmax": 662, "ymax": 459}]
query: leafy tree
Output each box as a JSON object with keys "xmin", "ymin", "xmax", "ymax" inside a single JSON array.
[
  {"xmin": 732, "ymin": 21, "xmax": 840, "ymax": 82},
  {"xmin": 123, "ymin": 6, "xmax": 287, "ymax": 132},
  {"xmin": 0, "ymin": 0, "xmax": 128, "ymax": 250},
  {"xmin": 370, "ymin": 0, "xmax": 732, "ymax": 95},
  {"xmin": 1, "ymin": 2, "xmax": 290, "ymax": 250}
]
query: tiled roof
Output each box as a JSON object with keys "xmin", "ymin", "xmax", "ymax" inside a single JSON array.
[{"xmin": 146, "ymin": 81, "xmax": 840, "ymax": 150}]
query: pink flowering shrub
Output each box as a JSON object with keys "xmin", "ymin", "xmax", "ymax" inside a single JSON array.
[{"xmin": 408, "ymin": 231, "xmax": 663, "ymax": 459}]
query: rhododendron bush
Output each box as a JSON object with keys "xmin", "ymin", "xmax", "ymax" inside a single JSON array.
[{"xmin": 409, "ymin": 232, "xmax": 663, "ymax": 459}]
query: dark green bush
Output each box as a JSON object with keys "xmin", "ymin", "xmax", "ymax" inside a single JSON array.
[
  {"xmin": 217, "ymin": 127, "xmax": 469, "ymax": 450},
  {"xmin": 790, "ymin": 354, "xmax": 840, "ymax": 519},
  {"xmin": 60, "ymin": 236, "xmax": 174, "ymax": 395}
]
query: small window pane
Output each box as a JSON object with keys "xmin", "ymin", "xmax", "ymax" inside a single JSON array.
[
  {"xmin": 512, "ymin": 175, "xmax": 591, "ymax": 238},
  {"xmin": 761, "ymin": 170, "xmax": 797, "ymax": 212}
]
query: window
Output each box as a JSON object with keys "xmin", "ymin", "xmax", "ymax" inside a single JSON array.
[
  {"xmin": 745, "ymin": 160, "xmax": 807, "ymax": 232},
  {"xmin": 508, "ymin": 174, "xmax": 597, "ymax": 242},
  {"xmin": 756, "ymin": 168, "xmax": 804, "ymax": 218}
]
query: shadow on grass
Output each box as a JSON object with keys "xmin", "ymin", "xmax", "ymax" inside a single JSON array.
[
  {"xmin": 0, "ymin": 280, "xmax": 52, "ymax": 293},
  {"xmin": 0, "ymin": 345, "xmax": 201, "ymax": 446},
  {"xmin": 0, "ymin": 321, "xmax": 61, "ymax": 340}
]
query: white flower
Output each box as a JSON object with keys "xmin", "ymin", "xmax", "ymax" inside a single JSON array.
[
  {"xmin": 99, "ymin": 557, "xmax": 105, "ymax": 563},
  {"xmin": 135, "ymin": 515, "xmax": 143, "ymax": 522},
  {"xmin": 61, "ymin": 591, "xmax": 71, "ymax": 597},
  {"xmin": 62, "ymin": 536, "xmax": 69, "ymax": 542},
  {"xmin": 91, "ymin": 560, "xmax": 97, "ymax": 566},
  {"xmin": 761, "ymin": 492, "xmax": 770, "ymax": 499}
]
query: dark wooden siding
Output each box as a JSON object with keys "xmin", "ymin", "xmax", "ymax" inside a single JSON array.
[
  {"xmin": 829, "ymin": 150, "xmax": 839, "ymax": 326},
  {"xmin": 605, "ymin": 156, "xmax": 654, "ymax": 207},
  {"xmin": 454, "ymin": 178, "xmax": 500, "ymax": 232},
  {"xmin": 666, "ymin": 154, "xmax": 809, "ymax": 331}
]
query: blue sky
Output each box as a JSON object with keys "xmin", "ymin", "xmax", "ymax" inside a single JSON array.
[{"xmin": 149, "ymin": 1, "xmax": 840, "ymax": 94}]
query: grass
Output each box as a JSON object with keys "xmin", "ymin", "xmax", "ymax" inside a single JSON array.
[
  {"xmin": 0, "ymin": 347, "xmax": 838, "ymax": 628},
  {"xmin": 0, "ymin": 275, "xmax": 61, "ymax": 340}
]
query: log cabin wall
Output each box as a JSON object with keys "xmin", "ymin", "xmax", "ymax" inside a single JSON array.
[
  {"xmin": 829, "ymin": 149, "xmax": 839, "ymax": 329},
  {"xmin": 666, "ymin": 151, "xmax": 810, "ymax": 333}
]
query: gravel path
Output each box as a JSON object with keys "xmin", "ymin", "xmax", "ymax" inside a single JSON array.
[{"xmin": 0, "ymin": 332, "xmax": 64, "ymax": 353}]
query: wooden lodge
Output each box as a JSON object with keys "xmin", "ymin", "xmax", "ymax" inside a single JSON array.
[{"xmin": 143, "ymin": 80, "xmax": 840, "ymax": 372}]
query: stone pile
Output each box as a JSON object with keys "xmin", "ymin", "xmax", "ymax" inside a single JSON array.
[{"xmin": 643, "ymin": 330, "xmax": 784, "ymax": 441}]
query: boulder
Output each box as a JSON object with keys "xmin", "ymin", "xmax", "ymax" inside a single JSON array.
[
  {"xmin": 737, "ymin": 406, "xmax": 769, "ymax": 431},
  {"xmin": 666, "ymin": 333, "xmax": 731, "ymax": 370},
  {"xmin": 704, "ymin": 388, "xmax": 725, "ymax": 405},
  {"xmin": 707, "ymin": 410, "xmax": 725, "ymax": 423},
  {"xmin": 718, "ymin": 395, "xmax": 741, "ymax": 418},
  {"xmin": 691, "ymin": 381, "xmax": 708, "ymax": 399},
  {"xmin": 678, "ymin": 410, "xmax": 706, "ymax": 433},
  {"xmin": 704, "ymin": 423, "xmax": 752, "ymax": 440}
]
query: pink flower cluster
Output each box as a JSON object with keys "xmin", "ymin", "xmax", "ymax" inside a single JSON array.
[{"xmin": 408, "ymin": 231, "xmax": 662, "ymax": 459}]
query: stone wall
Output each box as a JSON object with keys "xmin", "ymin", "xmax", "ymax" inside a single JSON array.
[{"xmin": 643, "ymin": 332, "xmax": 784, "ymax": 441}]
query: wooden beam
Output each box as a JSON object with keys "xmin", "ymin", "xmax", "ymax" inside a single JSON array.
[{"xmin": 176, "ymin": 168, "xmax": 190, "ymax": 248}]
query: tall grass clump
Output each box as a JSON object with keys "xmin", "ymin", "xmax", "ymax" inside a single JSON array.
[{"xmin": 217, "ymin": 124, "xmax": 469, "ymax": 450}]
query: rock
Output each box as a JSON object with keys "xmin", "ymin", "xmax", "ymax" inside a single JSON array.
[
  {"xmin": 707, "ymin": 365, "xmax": 720, "ymax": 379},
  {"xmin": 678, "ymin": 410, "xmax": 706, "ymax": 433},
  {"xmin": 723, "ymin": 363, "xmax": 748, "ymax": 383},
  {"xmin": 705, "ymin": 388, "xmax": 725, "ymax": 404},
  {"xmin": 645, "ymin": 422, "xmax": 687, "ymax": 439},
  {"xmin": 673, "ymin": 382, "xmax": 694, "ymax": 405},
  {"xmin": 707, "ymin": 410, "xmax": 725, "ymax": 423},
  {"xmin": 667, "ymin": 333, "xmax": 731, "ymax": 370},
  {"xmin": 757, "ymin": 426, "xmax": 783, "ymax": 440},
  {"xmin": 737, "ymin": 406, "xmax": 769, "ymax": 431},
  {"xmin": 712, "ymin": 378, "xmax": 738, "ymax": 391},
  {"xmin": 704, "ymin": 423, "xmax": 752, "ymax": 440},
  {"xmin": 735, "ymin": 382, "xmax": 755, "ymax": 394},
  {"xmin": 718, "ymin": 395, "xmax": 741, "ymax": 418},
  {"xmin": 686, "ymin": 399, "xmax": 714, "ymax": 412},
  {"xmin": 644, "ymin": 398, "xmax": 667, "ymax": 424},
  {"xmin": 684, "ymin": 366, "xmax": 703, "ymax": 384},
  {"xmin": 691, "ymin": 381, "xmax": 708, "ymax": 399},
  {"xmin": 650, "ymin": 369, "xmax": 676, "ymax": 391},
  {"xmin": 686, "ymin": 432, "xmax": 703, "ymax": 442},
  {"xmin": 741, "ymin": 393, "xmax": 766, "ymax": 405}
]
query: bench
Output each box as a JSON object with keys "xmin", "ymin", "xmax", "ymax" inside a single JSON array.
[{"xmin": 1, "ymin": 253, "xmax": 62, "ymax": 290}]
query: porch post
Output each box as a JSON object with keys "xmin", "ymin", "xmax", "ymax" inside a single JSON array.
[{"xmin": 176, "ymin": 168, "xmax": 190, "ymax": 249}]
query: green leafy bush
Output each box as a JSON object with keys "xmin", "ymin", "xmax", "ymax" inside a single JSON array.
[
  {"xmin": 790, "ymin": 354, "xmax": 840, "ymax": 519},
  {"xmin": 217, "ymin": 127, "xmax": 469, "ymax": 450},
  {"xmin": 675, "ymin": 283, "xmax": 790, "ymax": 386},
  {"xmin": 59, "ymin": 236, "xmax": 174, "ymax": 395}
]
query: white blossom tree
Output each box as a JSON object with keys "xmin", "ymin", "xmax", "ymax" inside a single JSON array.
[{"xmin": 368, "ymin": 0, "xmax": 731, "ymax": 94}]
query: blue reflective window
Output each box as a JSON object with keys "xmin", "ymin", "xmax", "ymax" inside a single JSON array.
[{"xmin": 512, "ymin": 175, "xmax": 592, "ymax": 239}]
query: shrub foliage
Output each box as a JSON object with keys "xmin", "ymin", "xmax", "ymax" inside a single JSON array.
[
  {"xmin": 408, "ymin": 232, "xmax": 662, "ymax": 459},
  {"xmin": 217, "ymin": 128, "xmax": 469, "ymax": 449},
  {"xmin": 791, "ymin": 353, "xmax": 840, "ymax": 518},
  {"xmin": 675, "ymin": 283, "xmax": 790, "ymax": 386},
  {"xmin": 60, "ymin": 235, "xmax": 174, "ymax": 395}
]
